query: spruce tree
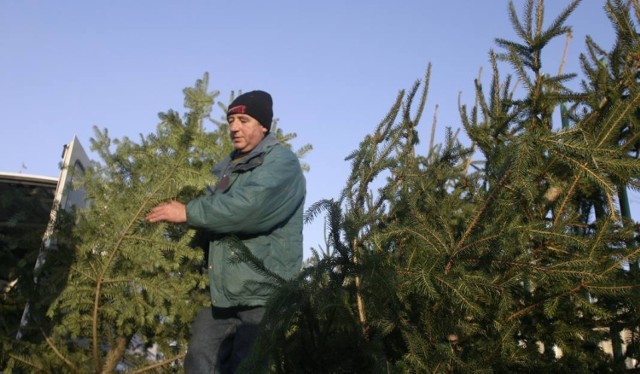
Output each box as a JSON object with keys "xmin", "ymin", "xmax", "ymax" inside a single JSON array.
[
  {"xmin": 6, "ymin": 74, "xmax": 218, "ymax": 373},
  {"xmin": 250, "ymin": 1, "xmax": 640, "ymax": 372}
]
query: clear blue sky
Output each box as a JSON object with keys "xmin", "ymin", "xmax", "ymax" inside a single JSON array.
[{"xmin": 1, "ymin": 1, "xmax": 636, "ymax": 258}]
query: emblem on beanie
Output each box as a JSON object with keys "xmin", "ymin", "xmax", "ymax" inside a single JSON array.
[{"xmin": 228, "ymin": 105, "xmax": 247, "ymax": 115}]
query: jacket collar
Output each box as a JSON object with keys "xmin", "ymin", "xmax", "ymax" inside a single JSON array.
[
  {"xmin": 213, "ymin": 133, "xmax": 278, "ymax": 177},
  {"xmin": 231, "ymin": 133, "xmax": 278, "ymax": 165}
]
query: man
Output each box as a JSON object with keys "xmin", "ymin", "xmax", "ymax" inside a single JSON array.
[{"xmin": 146, "ymin": 90, "xmax": 306, "ymax": 373}]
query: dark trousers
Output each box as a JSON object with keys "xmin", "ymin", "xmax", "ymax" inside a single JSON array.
[{"xmin": 184, "ymin": 306, "xmax": 265, "ymax": 374}]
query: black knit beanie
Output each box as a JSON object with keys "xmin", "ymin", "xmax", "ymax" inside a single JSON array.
[{"xmin": 227, "ymin": 90, "xmax": 273, "ymax": 132}]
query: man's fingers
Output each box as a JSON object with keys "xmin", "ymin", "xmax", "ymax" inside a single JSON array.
[
  {"xmin": 145, "ymin": 201, "xmax": 186, "ymax": 223},
  {"xmin": 146, "ymin": 204, "xmax": 167, "ymax": 222}
]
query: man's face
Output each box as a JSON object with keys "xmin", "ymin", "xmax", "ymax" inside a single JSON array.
[{"xmin": 228, "ymin": 114, "xmax": 267, "ymax": 153}]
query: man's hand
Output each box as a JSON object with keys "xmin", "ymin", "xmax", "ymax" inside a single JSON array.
[{"xmin": 146, "ymin": 201, "xmax": 187, "ymax": 223}]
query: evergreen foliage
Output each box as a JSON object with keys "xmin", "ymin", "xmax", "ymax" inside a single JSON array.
[
  {"xmin": 5, "ymin": 74, "xmax": 218, "ymax": 373},
  {"xmin": 249, "ymin": 1, "xmax": 640, "ymax": 372}
]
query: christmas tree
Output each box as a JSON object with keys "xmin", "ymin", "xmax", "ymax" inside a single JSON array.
[{"xmin": 248, "ymin": 1, "xmax": 640, "ymax": 372}]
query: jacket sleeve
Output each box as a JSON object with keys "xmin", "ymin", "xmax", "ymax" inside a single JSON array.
[{"xmin": 185, "ymin": 146, "xmax": 305, "ymax": 235}]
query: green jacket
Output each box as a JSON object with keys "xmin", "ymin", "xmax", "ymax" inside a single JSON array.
[{"xmin": 186, "ymin": 133, "xmax": 305, "ymax": 308}]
